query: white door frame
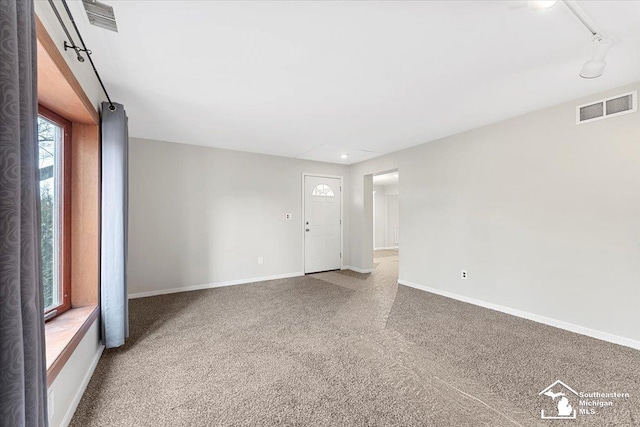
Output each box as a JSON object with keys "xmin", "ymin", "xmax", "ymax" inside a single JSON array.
[{"xmin": 302, "ymin": 173, "xmax": 344, "ymax": 274}]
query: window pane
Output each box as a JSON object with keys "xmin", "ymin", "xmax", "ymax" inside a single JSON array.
[
  {"xmin": 312, "ymin": 184, "xmax": 335, "ymax": 197},
  {"xmin": 38, "ymin": 116, "xmax": 62, "ymax": 311}
]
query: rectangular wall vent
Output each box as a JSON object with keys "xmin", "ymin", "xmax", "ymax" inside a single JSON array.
[
  {"xmin": 82, "ymin": 0, "xmax": 118, "ymax": 32},
  {"xmin": 606, "ymin": 94, "xmax": 633, "ymax": 115},
  {"xmin": 579, "ymin": 102, "xmax": 603, "ymax": 122},
  {"xmin": 577, "ymin": 90, "xmax": 637, "ymax": 125}
]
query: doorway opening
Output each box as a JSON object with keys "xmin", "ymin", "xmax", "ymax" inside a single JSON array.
[{"xmin": 372, "ymin": 170, "xmax": 399, "ymax": 268}]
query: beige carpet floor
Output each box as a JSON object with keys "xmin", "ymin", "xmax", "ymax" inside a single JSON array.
[{"xmin": 71, "ymin": 251, "xmax": 640, "ymax": 426}]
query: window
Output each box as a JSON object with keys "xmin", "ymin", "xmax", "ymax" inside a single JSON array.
[
  {"xmin": 37, "ymin": 19, "xmax": 101, "ymax": 385},
  {"xmin": 38, "ymin": 106, "xmax": 71, "ymax": 320},
  {"xmin": 312, "ymin": 184, "xmax": 335, "ymax": 197}
]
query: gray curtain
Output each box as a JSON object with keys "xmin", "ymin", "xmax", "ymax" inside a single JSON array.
[
  {"xmin": 0, "ymin": 0, "xmax": 49, "ymax": 425},
  {"xmin": 100, "ymin": 102, "xmax": 129, "ymax": 348}
]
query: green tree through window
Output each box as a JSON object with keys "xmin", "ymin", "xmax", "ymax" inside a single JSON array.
[{"xmin": 38, "ymin": 116, "xmax": 59, "ymax": 310}]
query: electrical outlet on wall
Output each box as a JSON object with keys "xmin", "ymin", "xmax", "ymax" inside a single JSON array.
[
  {"xmin": 285, "ymin": 213, "xmax": 292, "ymax": 220},
  {"xmin": 461, "ymin": 270, "xmax": 468, "ymax": 279},
  {"xmin": 258, "ymin": 257, "xmax": 264, "ymax": 265}
]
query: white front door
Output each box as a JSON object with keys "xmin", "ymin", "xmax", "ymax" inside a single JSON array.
[{"xmin": 304, "ymin": 175, "xmax": 341, "ymax": 273}]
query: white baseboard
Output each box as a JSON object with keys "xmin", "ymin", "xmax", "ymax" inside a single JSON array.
[
  {"xmin": 374, "ymin": 246, "xmax": 399, "ymax": 250},
  {"xmin": 128, "ymin": 272, "xmax": 304, "ymax": 299},
  {"xmin": 397, "ymin": 279, "xmax": 640, "ymax": 351},
  {"xmin": 60, "ymin": 343, "xmax": 104, "ymax": 427},
  {"xmin": 343, "ymin": 265, "xmax": 374, "ymax": 274}
]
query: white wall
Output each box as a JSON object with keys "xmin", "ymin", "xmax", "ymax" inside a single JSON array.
[
  {"xmin": 349, "ymin": 82, "xmax": 640, "ymax": 345},
  {"xmin": 128, "ymin": 138, "xmax": 350, "ymax": 296},
  {"xmin": 385, "ymin": 183, "xmax": 399, "ymax": 196},
  {"xmin": 373, "ymin": 184, "xmax": 399, "ymax": 249},
  {"xmin": 385, "ymin": 194, "xmax": 399, "ymax": 248},
  {"xmin": 373, "ymin": 185, "xmax": 385, "ymax": 249},
  {"xmin": 47, "ymin": 321, "xmax": 103, "ymax": 427}
]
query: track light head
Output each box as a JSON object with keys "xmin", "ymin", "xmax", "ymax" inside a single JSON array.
[
  {"xmin": 580, "ymin": 38, "xmax": 613, "ymax": 79},
  {"xmin": 580, "ymin": 60, "xmax": 606, "ymax": 79}
]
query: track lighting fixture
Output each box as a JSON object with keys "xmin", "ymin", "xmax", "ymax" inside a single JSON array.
[
  {"xmin": 580, "ymin": 37, "xmax": 613, "ymax": 79},
  {"xmin": 562, "ymin": 0, "xmax": 613, "ymax": 79},
  {"xmin": 514, "ymin": 0, "xmax": 615, "ymax": 78}
]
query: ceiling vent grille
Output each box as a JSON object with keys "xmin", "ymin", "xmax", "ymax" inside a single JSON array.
[
  {"xmin": 82, "ymin": 0, "xmax": 118, "ymax": 32},
  {"xmin": 577, "ymin": 91, "xmax": 637, "ymax": 125}
]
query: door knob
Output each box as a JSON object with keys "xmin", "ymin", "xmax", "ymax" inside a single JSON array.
[{"xmin": 306, "ymin": 228, "xmax": 310, "ymax": 232}]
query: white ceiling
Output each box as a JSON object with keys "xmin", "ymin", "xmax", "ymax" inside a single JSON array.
[{"xmin": 68, "ymin": 1, "xmax": 640, "ymax": 164}]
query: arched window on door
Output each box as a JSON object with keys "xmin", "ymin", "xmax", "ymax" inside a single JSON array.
[{"xmin": 312, "ymin": 184, "xmax": 335, "ymax": 197}]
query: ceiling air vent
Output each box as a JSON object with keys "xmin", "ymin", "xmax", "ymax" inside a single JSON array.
[
  {"xmin": 577, "ymin": 91, "xmax": 637, "ymax": 125},
  {"xmin": 82, "ymin": 0, "xmax": 118, "ymax": 32}
]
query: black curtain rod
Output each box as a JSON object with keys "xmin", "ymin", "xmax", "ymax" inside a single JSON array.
[
  {"xmin": 48, "ymin": 0, "xmax": 116, "ymax": 111},
  {"xmin": 47, "ymin": 0, "xmax": 83, "ymax": 62}
]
